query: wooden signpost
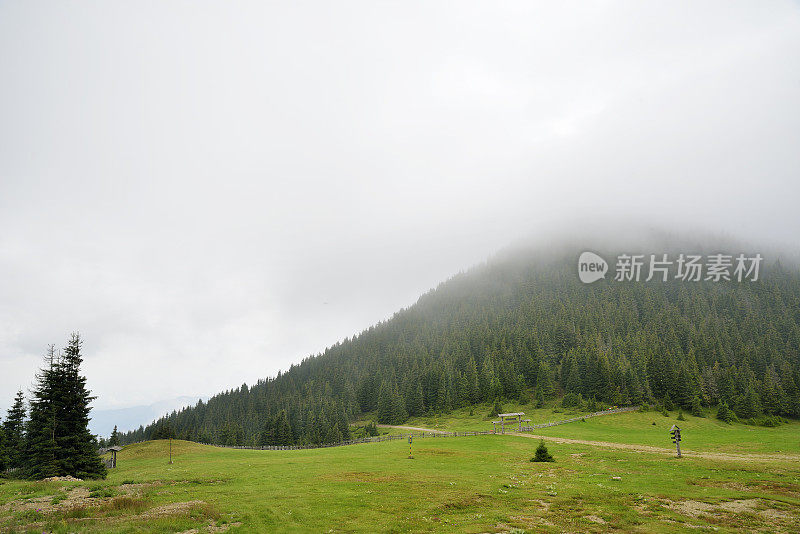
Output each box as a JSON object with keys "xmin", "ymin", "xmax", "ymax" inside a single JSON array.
[{"xmin": 669, "ymin": 424, "xmax": 682, "ymax": 458}]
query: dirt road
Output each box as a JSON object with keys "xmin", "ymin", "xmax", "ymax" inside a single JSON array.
[{"xmin": 508, "ymin": 432, "xmax": 800, "ymax": 462}]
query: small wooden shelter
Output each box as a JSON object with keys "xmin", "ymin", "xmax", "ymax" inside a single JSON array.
[
  {"xmin": 107, "ymin": 446, "xmax": 122, "ymax": 468},
  {"xmin": 497, "ymin": 412, "xmax": 525, "ymax": 433}
]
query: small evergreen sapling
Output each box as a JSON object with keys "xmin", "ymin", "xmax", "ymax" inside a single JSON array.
[{"xmin": 531, "ymin": 439, "xmax": 554, "ymax": 462}]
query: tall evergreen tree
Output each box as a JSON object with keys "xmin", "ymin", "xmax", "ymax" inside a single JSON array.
[
  {"xmin": 4, "ymin": 390, "xmax": 26, "ymax": 470},
  {"xmin": 26, "ymin": 336, "xmax": 106, "ymax": 479},
  {"xmin": 109, "ymin": 425, "xmax": 120, "ymax": 447},
  {"xmin": 0, "ymin": 420, "xmax": 8, "ymax": 472},
  {"xmin": 57, "ymin": 334, "xmax": 106, "ymax": 478},
  {"xmin": 25, "ymin": 348, "xmax": 60, "ymax": 478}
]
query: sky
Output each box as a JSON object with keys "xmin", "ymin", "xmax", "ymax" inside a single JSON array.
[{"xmin": 1, "ymin": 1, "xmax": 799, "ymax": 428}]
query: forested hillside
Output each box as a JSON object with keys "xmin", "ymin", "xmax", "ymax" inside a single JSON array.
[{"xmin": 121, "ymin": 247, "xmax": 800, "ymax": 447}]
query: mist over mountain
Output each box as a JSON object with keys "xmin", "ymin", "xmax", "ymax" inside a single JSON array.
[{"xmin": 120, "ymin": 239, "xmax": 800, "ymax": 446}]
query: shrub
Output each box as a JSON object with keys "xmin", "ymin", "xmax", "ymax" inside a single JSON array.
[
  {"xmin": 677, "ymin": 412, "xmax": 686, "ymax": 421},
  {"xmin": 531, "ymin": 440, "xmax": 554, "ymax": 462}
]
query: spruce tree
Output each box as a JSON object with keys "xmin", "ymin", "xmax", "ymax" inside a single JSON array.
[
  {"xmin": 277, "ymin": 411, "xmax": 292, "ymax": 445},
  {"xmin": 409, "ymin": 382, "xmax": 424, "ymax": 416},
  {"xmin": 531, "ymin": 439, "xmax": 555, "ymax": 462},
  {"xmin": 25, "ymin": 349, "xmax": 60, "ymax": 478},
  {"xmin": 735, "ymin": 386, "xmax": 762, "ymax": 420},
  {"xmin": 377, "ymin": 381, "xmax": 393, "ymax": 424},
  {"xmin": 4, "ymin": 390, "xmax": 26, "ymax": 470},
  {"xmin": 0, "ymin": 421, "xmax": 8, "ymax": 472},
  {"xmin": 716, "ymin": 402, "xmax": 735, "ymax": 424},
  {"xmin": 390, "ymin": 383, "xmax": 408, "ymax": 424},
  {"xmin": 58, "ymin": 334, "xmax": 106, "ymax": 479},
  {"xmin": 109, "ymin": 425, "xmax": 120, "ymax": 447},
  {"xmin": 26, "ymin": 337, "xmax": 106, "ymax": 479},
  {"xmin": 689, "ymin": 396, "xmax": 704, "ymax": 417}
]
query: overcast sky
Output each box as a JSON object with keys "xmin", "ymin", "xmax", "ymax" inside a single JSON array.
[{"xmin": 1, "ymin": 2, "xmax": 799, "ymax": 419}]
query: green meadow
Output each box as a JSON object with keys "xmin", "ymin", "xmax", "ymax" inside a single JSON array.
[
  {"xmin": 1, "ymin": 410, "xmax": 799, "ymax": 533},
  {"xmin": 401, "ymin": 405, "xmax": 800, "ymax": 455}
]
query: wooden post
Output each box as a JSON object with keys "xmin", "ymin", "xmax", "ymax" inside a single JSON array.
[{"xmin": 669, "ymin": 425, "xmax": 682, "ymax": 458}]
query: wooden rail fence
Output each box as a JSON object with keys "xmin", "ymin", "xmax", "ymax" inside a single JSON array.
[
  {"xmin": 203, "ymin": 429, "xmax": 496, "ymax": 451},
  {"xmin": 519, "ymin": 406, "xmax": 638, "ymax": 432},
  {"xmin": 114, "ymin": 406, "xmax": 638, "ymax": 452}
]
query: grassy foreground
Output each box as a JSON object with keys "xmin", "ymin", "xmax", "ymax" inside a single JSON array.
[{"xmin": 1, "ymin": 412, "xmax": 799, "ymax": 532}]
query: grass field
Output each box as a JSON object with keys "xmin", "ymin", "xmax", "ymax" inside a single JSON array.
[
  {"xmin": 400, "ymin": 404, "xmax": 800, "ymax": 455},
  {"xmin": 1, "ymin": 409, "xmax": 799, "ymax": 532}
]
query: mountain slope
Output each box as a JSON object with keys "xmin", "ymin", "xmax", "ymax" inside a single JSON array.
[{"xmin": 121, "ymin": 246, "xmax": 800, "ymax": 446}]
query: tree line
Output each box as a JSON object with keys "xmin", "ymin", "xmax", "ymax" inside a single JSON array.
[
  {"xmin": 118, "ymin": 248, "xmax": 800, "ymax": 448},
  {"xmin": 1, "ymin": 334, "xmax": 106, "ymax": 479}
]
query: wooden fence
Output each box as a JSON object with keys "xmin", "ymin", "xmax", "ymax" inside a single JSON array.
[
  {"xmin": 203, "ymin": 429, "xmax": 496, "ymax": 451},
  {"xmin": 519, "ymin": 406, "xmax": 638, "ymax": 432}
]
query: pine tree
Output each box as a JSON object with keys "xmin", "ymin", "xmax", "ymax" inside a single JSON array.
[
  {"xmin": 689, "ymin": 396, "xmax": 704, "ymax": 418},
  {"xmin": 56, "ymin": 334, "xmax": 107, "ymax": 479},
  {"xmin": 377, "ymin": 381, "xmax": 393, "ymax": 424},
  {"xmin": 409, "ymin": 382, "xmax": 424, "ymax": 416},
  {"xmin": 735, "ymin": 386, "xmax": 762, "ymax": 419},
  {"xmin": 466, "ymin": 358, "xmax": 480, "ymax": 404},
  {"xmin": 531, "ymin": 440, "xmax": 554, "ymax": 462},
  {"xmin": 109, "ymin": 425, "xmax": 120, "ymax": 447},
  {"xmin": 25, "ymin": 349, "xmax": 60, "ymax": 479},
  {"xmin": 0, "ymin": 421, "xmax": 8, "ymax": 472},
  {"xmin": 761, "ymin": 365, "xmax": 784, "ymax": 415},
  {"xmin": 534, "ymin": 387, "xmax": 545, "ymax": 408},
  {"xmin": 716, "ymin": 402, "xmax": 735, "ymax": 424},
  {"xmin": 277, "ymin": 411, "xmax": 292, "ymax": 445},
  {"xmin": 389, "ymin": 383, "xmax": 408, "ymax": 424},
  {"xmin": 4, "ymin": 390, "xmax": 26, "ymax": 470}
]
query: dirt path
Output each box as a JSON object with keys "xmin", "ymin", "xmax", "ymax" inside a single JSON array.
[
  {"xmin": 377, "ymin": 424, "xmax": 448, "ymax": 433},
  {"xmin": 508, "ymin": 432, "xmax": 800, "ymax": 462},
  {"xmin": 377, "ymin": 424, "xmax": 798, "ymax": 462}
]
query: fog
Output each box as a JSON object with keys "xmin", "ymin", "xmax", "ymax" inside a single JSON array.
[{"xmin": 1, "ymin": 2, "xmax": 799, "ymax": 432}]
